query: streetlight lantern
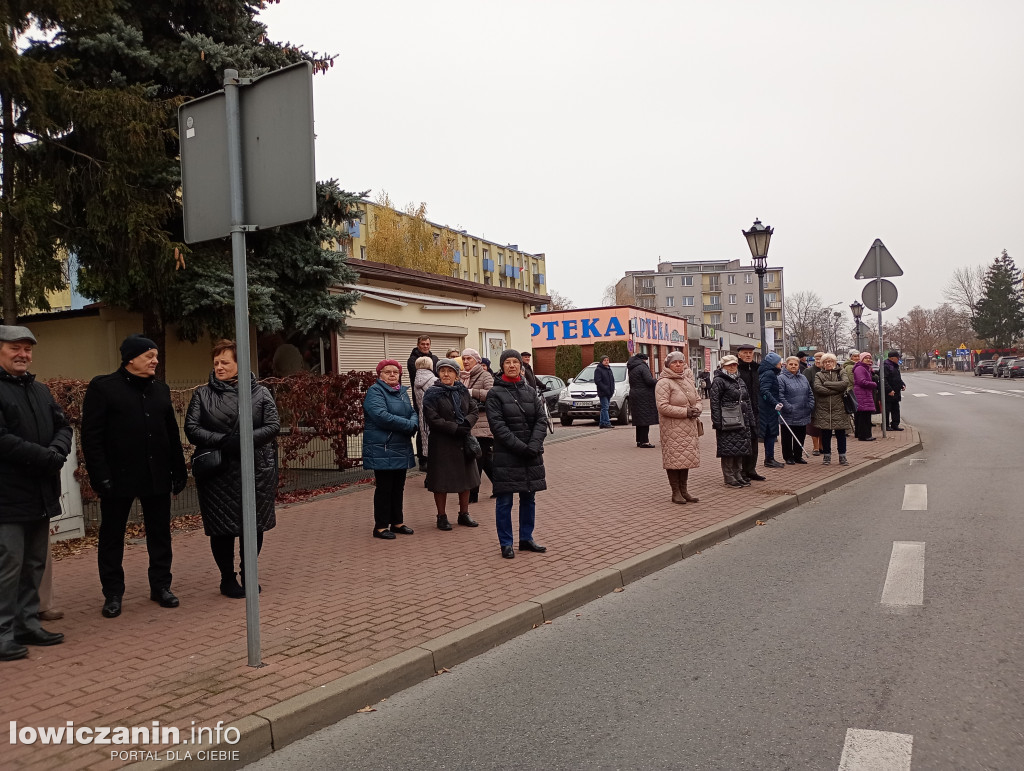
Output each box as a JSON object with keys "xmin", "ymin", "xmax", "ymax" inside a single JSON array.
[
  {"xmin": 850, "ymin": 300, "xmax": 864, "ymax": 351},
  {"xmin": 742, "ymin": 218, "xmax": 773, "ymax": 355}
]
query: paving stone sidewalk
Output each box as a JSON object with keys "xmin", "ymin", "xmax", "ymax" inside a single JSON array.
[{"xmin": 3, "ymin": 418, "xmax": 916, "ymax": 770}]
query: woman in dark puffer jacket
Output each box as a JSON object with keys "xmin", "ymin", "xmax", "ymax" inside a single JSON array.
[
  {"xmin": 485, "ymin": 350, "xmax": 548, "ymax": 560},
  {"xmin": 185, "ymin": 340, "xmax": 279, "ymax": 598}
]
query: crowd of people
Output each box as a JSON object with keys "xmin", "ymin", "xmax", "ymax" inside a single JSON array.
[{"xmin": 0, "ymin": 320, "xmax": 906, "ymax": 662}]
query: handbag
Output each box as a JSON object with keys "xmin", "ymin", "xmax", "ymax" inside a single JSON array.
[
  {"xmin": 463, "ymin": 433, "xmax": 482, "ymax": 459},
  {"xmin": 191, "ymin": 449, "xmax": 222, "ymax": 481},
  {"xmin": 696, "ymin": 419, "xmax": 704, "ymax": 437},
  {"xmin": 720, "ymin": 401, "xmax": 745, "ymax": 431},
  {"xmin": 841, "ymin": 389, "xmax": 857, "ymax": 415}
]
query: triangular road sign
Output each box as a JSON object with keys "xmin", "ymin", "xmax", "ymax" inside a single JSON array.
[{"xmin": 855, "ymin": 238, "xmax": 903, "ymax": 279}]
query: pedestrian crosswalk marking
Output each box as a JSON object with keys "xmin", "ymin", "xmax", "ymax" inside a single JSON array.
[
  {"xmin": 902, "ymin": 484, "xmax": 927, "ymax": 510},
  {"xmin": 881, "ymin": 541, "xmax": 925, "ymax": 607},
  {"xmin": 912, "ymin": 393, "xmax": 927, "ymax": 397},
  {"xmin": 959, "ymin": 391, "xmax": 978, "ymax": 395},
  {"xmin": 937, "ymin": 392, "xmax": 953, "ymax": 395},
  {"xmin": 839, "ymin": 729, "xmax": 913, "ymax": 770}
]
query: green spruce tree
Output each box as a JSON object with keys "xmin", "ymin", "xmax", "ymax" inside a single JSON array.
[{"xmin": 972, "ymin": 250, "xmax": 1024, "ymax": 348}]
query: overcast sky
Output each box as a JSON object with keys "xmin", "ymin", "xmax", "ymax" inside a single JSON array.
[{"xmin": 259, "ymin": 0, "xmax": 1023, "ymax": 317}]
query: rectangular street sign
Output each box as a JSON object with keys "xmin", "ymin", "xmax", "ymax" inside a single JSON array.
[{"xmin": 179, "ymin": 61, "xmax": 316, "ymax": 244}]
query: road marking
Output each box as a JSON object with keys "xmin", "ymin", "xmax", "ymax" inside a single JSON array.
[
  {"xmin": 937, "ymin": 391, "xmax": 953, "ymax": 396},
  {"xmin": 902, "ymin": 484, "xmax": 927, "ymax": 510},
  {"xmin": 912, "ymin": 393, "xmax": 927, "ymax": 397},
  {"xmin": 838, "ymin": 729, "xmax": 913, "ymax": 770},
  {"xmin": 959, "ymin": 391, "xmax": 978, "ymax": 395},
  {"xmin": 881, "ymin": 541, "xmax": 925, "ymax": 607},
  {"xmin": 1010, "ymin": 389, "xmax": 1024, "ymax": 393}
]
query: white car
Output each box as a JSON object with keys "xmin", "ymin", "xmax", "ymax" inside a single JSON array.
[{"xmin": 557, "ymin": 362, "xmax": 630, "ymax": 426}]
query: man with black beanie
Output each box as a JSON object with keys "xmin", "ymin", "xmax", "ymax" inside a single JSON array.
[
  {"xmin": 736, "ymin": 344, "xmax": 766, "ymax": 482},
  {"xmin": 82, "ymin": 335, "xmax": 187, "ymax": 618}
]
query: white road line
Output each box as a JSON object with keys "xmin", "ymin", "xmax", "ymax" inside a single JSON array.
[
  {"xmin": 959, "ymin": 390, "xmax": 978, "ymax": 395},
  {"xmin": 839, "ymin": 729, "xmax": 913, "ymax": 771},
  {"xmin": 1010, "ymin": 389, "xmax": 1024, "ymax": 393},
  {"xmin": 912, "ymin": 393, "xmax": 927, "ymax": 397},
  {"xmin": 902, "ymin": 484, "xmax": 927, "ymax": 510},
  {"xmin": 881, "ymin": 542, "xmax": 925, "ymax": 607},
  {"xmin": 937, "ymin": 391, "xmax": 953, "ymax": 396}
]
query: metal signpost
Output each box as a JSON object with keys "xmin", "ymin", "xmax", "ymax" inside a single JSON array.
[
  {"xmin": 855, "ymin": 239, "xmax": 903, "ymax": 439},
  {"xmin": 178, "ymin": 62, "xmax": 316, "ymax": 666}
]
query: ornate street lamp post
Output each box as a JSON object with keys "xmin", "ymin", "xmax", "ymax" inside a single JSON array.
[
  {"xmin": 742, "ymin": 218, "xmax": 773, "ymax": 356},
  {"xmin": 850, "ymin": 300, "xmax": 865, "ymax": 351}
]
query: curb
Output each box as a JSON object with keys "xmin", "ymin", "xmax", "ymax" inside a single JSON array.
[{"xmin": 131, "ymin": 427, "xmax": 921, "ymax": 770}]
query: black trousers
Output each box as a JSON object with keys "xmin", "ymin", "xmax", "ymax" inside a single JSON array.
[
  {"xmin": 854, "ymin": 411, "xmax": 874, "ymax": 440},
  {"xmin": 635, "ymin": 425, "xmax": 650, "ymax": 444},
  {"xmin": 210, "ymin": 531, "xmax": 264, "ymax": 579},
  {"xmin": 886, "ymin": 397, "xmax": 901, "ymax": 428},
  {"xmin": 0, "ymin": 519, "xmax": 48, "ymax": 641},
  {"xmin": 741, "ymin": 426, "xmax": 760, "ymax": 475},
  {"xmin": 477, "ymin": 437, "xmax": 494, "ymax": 483},
  {"xmin": 780, "ymin": 424, "xmax": 807, "ymax": 461},
  {"xmin": 373, "ymin": 469, "xmax": 407, "ymax": 529},
  {"xmin": 98, "ymin": 494, "xmax": 173, "ymax": 597}
]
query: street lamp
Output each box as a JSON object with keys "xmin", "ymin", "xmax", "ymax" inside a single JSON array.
[
  {"xmin": 850, "ymin": 300, "xmax": 865, "ymax": 351},
  {"xmin": 742, "ymin": 218, "xmax": 773, "ymax": 356}
]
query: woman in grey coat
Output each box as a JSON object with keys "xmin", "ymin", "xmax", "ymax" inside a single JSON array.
[{"xmin": 626, "ymin": 353, "xmax": 658, "ymax": 448}]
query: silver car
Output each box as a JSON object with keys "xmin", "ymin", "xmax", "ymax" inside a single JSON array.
[{"xmin": 557, "ymin": 362, "xmax": 630, "ymax": 426}]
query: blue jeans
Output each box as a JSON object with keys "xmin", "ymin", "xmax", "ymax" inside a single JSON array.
[
  {"xmin": 495, "ymin": 492, "xmax": 536, "ymax": 547},
  {"xmin": 599, "ymin": 396, "xmax": 611, "ymax": 426}
]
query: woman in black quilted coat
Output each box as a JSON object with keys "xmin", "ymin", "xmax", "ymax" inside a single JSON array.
[
  {"xmin": 185, "ymin": 340, "xmax": 280, "ymax": 598},
  {"xmin": 709, "ymin": 355, "xmax": 754, "ymax": 488}
]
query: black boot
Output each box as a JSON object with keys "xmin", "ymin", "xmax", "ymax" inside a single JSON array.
[{"xmin": 220, "ymin": 573, "xmax": 246, "ymax": 599}]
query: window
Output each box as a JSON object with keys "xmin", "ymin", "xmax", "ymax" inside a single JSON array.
[
  {"xmin": 473, "ymin": 245, "xmax": 478, "ymax": 257},
  {"xmin": 474, "ymin": 273, "xmax": 479, "ymax": 281},
  {"xmin": 665, "ymin": 277, "xmax": 673, "ymax": 287},
  {"xmin": 746, "ymin": 313, "xmax": 754, "ymax": 323},
  {"xmin": 463, "ymin": 271, "xmax": 469, "ymax": 279},
  {"xmin": 766, "ymin": 311, "xmax": 779, "ymax": 321},
  {"xmin": 744, "ymin": 274, "xmax": 753, "ymax": 284},
  {"xmin": 765, "ymin": 292, "xmax": 778, "ymax": 303},
  {"xmin": 745, "ymin": 294, "xmax": 754, "ymax": 303},
  {"xmin": 641, "ymin": 278, "xmax": 655, "ymax": 288},
  {"xmin": 498, "ymin": 278, "xmax": 505, "ymax": 287},
  {"xmin": 483, "ymin": 248, "xmax": 489, "ymax": 260},
  {"xmin": 665, "ymin": 297, "xmax": 675, "ymax": 307},
  {"xmin": 766, "ymin": 273, "xmax": 776, "ymax": 284},
  {"xmin": 728, "ymin": 294, "xmax": 737, "ymax": 304},
  {"xmin": 681, "ymin": 296, "xmax": 694, "ymax": 306},
  {"xmin": 730, "ymin": 313, "xmax": 738, "ymax": 323},
  {"xmin": 484, "ymin": 276, "xmax": 491, "ymax": 285},
  {"xmin": 681, "ymin": 275, "xmax": 693, "ymax": 286},
  {"xmin": 359, "ymin": 245, "xmax": 366, "ymax": 260},
  {"xmin": 727, "ymin": 274, "xmax": 736, "ymax": 285},
  {"xmin": 710, "ymin": 314, "xmax": 722, "ymax": 326}
]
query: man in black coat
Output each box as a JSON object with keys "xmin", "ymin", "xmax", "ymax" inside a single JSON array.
[
  {"xmin": 736, "ymin": 344, "xmax": 766, "ymax": 481},
  {"xmin": 594, "ymin": 354, "xmax": 615, "ymax": 428},
  {"xmin": 0, "ymin": 325, "xmax": 73, "ymax": 660},
  {"xmin": 883, "ymin": 350, "xmax": 907, "ymax": 431},
  {"xmin": 82, "ymin": 335, "xmax": 187, "ymax": 618},
  {"xmin": 485, "ymin": 350, "xmax": 548, "ymax": 560},
  {"xmin": 407, "ymin": 335, "xmax": 438, "ymax": 469}
]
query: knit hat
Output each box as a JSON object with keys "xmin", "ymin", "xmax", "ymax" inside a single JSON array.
[
  {"xmin": 665, "ymin": 350, "xmax": 687, "ymax": 365},
  {"xmin": 720, "ymin": 354, "xmax": 739, "ymax": 366},
  {"xmin": 635, "ymin": 353, "xmax": 649, "ymax": 360},
  {"xmin": 499, "ymin": 349, "xmax": 522, "ymax": 368},
  {"xmin": 859, "ymin": 351, "xmax": 873, "ymax": 362},
  {"xmin": 764, "ymin": 351, "xmax": 782, "ymax": 367},
  {"xmin": 0, "ymin": 325, "xmax": 37, "ymax": 344},
  {"xmin": 887, "ymin": 350, "xmax": 900, "ymax": 358},
  {"xmin": 376, "ymin": 359, "xmax": 402, "ymax": 376},
  {"xmin": 461, "ymin": 347, "xmax": 481, "ymax": 361},
  {"xmin": 436, "ymin": 357, "xmax": 461, "ymax": 374},
  {"xmin": 120, "ymin": 335, "xmax": 158, "ymax": 365}
]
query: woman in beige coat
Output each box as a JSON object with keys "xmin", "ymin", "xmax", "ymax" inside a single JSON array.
[{"xmin": 655, "ymin": 350, "xmax": 702, "ymax": 504}]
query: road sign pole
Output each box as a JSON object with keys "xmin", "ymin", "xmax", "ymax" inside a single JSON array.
[
  {"xmin": 875, "ymin": 242, "xmax": 887, "ymax": 439},
  {"xmin": 224, "ymin": 68, "xmax": 262, "ymax": 668}
]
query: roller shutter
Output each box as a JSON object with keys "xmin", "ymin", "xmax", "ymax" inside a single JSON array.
[{"xmin": 337, "ymin": 330, "xmax": 386, "ymax": 373}]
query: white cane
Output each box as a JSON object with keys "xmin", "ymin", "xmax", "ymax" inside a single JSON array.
[{"xmin": 778, "ymin": 413, "xmax": 809, "ymax": 459}]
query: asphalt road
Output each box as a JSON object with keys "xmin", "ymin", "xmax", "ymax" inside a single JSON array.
[{"xmin": 247, "ymin": 371, "xmax": 1024, "ymax": 771}]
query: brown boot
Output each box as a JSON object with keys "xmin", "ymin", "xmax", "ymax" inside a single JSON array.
[
  {"xmin": 679, "ymin": 469, "xmax": 699, "ymax": 502},
  {"xmin": 667, "ymin": 469, "xmax": 687, "ymax": 504}
]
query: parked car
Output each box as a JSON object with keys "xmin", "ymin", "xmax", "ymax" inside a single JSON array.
[
  {"xmin": 557, "ymin": 362, "xmax": 630, "ymax": 426},
  {"xmin": 535, "ymin": 374, "xmax": 565, "ymax": 417},
  {"xmin": 974, "ymin": 359, "xmax": 996, "ymax": 376},
  {"xmin": 1007, "ymin": 360, "xmax": 1024, "ymax": 379},
  {"xmin": 994, "ymin": 356, "xmax": 1018, "ymax": 377}
]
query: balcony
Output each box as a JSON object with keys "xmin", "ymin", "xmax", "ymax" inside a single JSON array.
[
  {"xmin": 765, "ymin": 300, "xmax": 782, "ymax": 310},
  {"xmin": 533, "ymin": 273, "xmax": 545, "ymax": 285},
  {"xmin": 482, "ymin": 258, "xmax": 495, "ymax": 272},
  {"xmin": 637, "ymin": 285, "xmax": 657, "ymax": 296},
  {"xmin": 703, "ymin": 304, "xmax": 723, "ymax": 312},
  {"xmin": 766, "ymin": 319, "xmax": 783, "ymax": 328}
]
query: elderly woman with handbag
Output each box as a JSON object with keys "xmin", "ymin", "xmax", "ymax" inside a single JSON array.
[
  {"xmin": 813, "ymin": 353, "xmax": 854, "ymax": 465},
  {"xmin": 422, "ymin": 358, "xmax": 481, "ymax": 530},
  {"xmin": 655, "ymin": 350, "xmax": 702, "ymax": 504},
  {"xmin": 709, "ymin": 354, "xmax": 755, "ymax": 488}
]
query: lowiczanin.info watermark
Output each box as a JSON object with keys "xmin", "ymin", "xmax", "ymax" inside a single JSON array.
[{"xmin": 10, "ymin": 720, "xmax": 243, "ymax": 763}]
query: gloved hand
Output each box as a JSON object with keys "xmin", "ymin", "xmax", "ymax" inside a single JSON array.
[
  {"xmin": 688, "ymin": 406, "xmax": 701, "ymax": 418},
  {"xmin": 171, "ymin": 476, "xmax": 187, "ymax": 495},
  {"xmin": 455, "ymin": 422, "xmax": 471, "ymax": 436},
  {"xmin": 527, "ymin": 441, "xmax": 544, "ymax": 456},
  {"xmin": 94, "ymin": 478, "xmax": 114, "ymax": 497},
  {"xmin": 45, "ymin": 448, "xmax": 67, "ymax": 472}
]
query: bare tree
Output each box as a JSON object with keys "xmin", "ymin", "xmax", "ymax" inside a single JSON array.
[
  {"xmin": 942, "ymin": 264, "xmax": 985, "ymax": 316},
  {"xmin": 547, "ymin": 290, "xmax": 576, "ymax": 311},
  {"xmin": 601, "ymin": 283, "xmax": 617, "ymax": 306},
  {"xmin": 783, "ymin": 290, "xmax": 824, "ymax": 346}
]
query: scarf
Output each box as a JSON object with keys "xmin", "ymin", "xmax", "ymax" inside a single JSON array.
[
  {"xmin": 501, "ymin": 374, "xmax": 522, "ymax": 384},
  {"xmin": 378, "ymin": 378, "xmax": 401, "ymax": 394},
  {"xmin": 438, "ymin": 381, "xmax": 467, "ymax": 422}
]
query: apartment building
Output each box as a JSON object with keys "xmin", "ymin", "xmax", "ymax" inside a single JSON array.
[
  {"xmin": 342, "ymin": 201, "xmax": 548, "ymax": 301},
  {"xmin": 615, "ymin": 259, "xmax": 786, "ymax": 354}
]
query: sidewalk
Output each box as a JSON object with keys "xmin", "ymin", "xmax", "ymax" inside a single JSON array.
[{"xmin": 4, "ymin": 418, "xmax": 919, "ymax": 770}]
